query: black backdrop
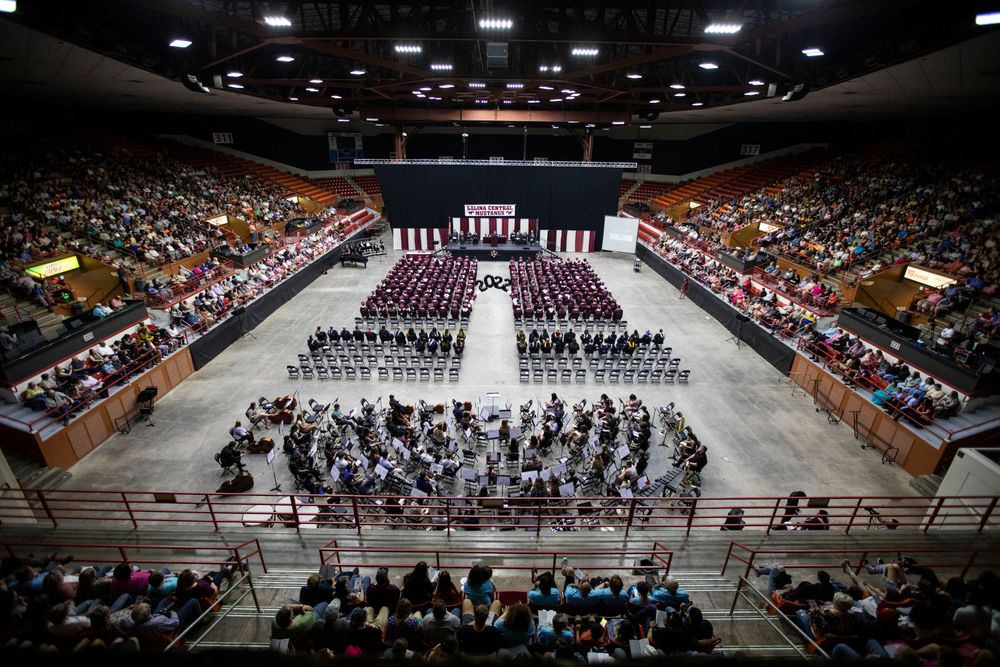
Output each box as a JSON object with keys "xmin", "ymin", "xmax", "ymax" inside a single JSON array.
[{"xmin": 373, "ymin": 164, "xmax": 622, "ymax": 248}]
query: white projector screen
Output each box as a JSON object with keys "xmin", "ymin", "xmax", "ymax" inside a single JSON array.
[{"xmin": 602, "ymin": 216, "xmax": 640, "ymax": 253}]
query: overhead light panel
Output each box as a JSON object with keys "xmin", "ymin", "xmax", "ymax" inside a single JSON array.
[
  {"xmin": 699, "ymin": 62, "xmax": 719, "ymax": 70},
  {"xmin": 337, "ymin": 118, "xmax": 350, "ymax": 123},
  {"xmin": 0, "ymin": 1, "xmax": 16, "ymax": 12},
  {"xmin": 538, "ymin": 85, "xmax": 554, "ymax": 91},
  {"xmin": 226, "ymin": 71, "xmax": 243, "ymax": 78},
  {"xmin": 502, "ymin": 100, "xmax": 513, "ymax": 104},
  {"xmin": 640, "ymin": 125, "xmax": 652, "ymax": 129},
  {"xmin": 802, "ymin": 48, "xmax": 824, "ymax": 57},
  {"xmin": 288, "ymin": 96, "xmax": 299, "ymax": 101},
  {"xmin": 674, "ymin": 92, "xmax": 686, "ymax": 97},
  {"xmin": 626, "ymin": 72, "xmax": 643, "ymax": 79},
  {"xmin": 648, "ymin": 99, "xmax": 660, "ymax": 104},
  {"xmin": 276, "ymin": 55, "xmax": 295, "ymax": 62},
  {"xmin": 669, "ymin": 84, "xmax": 685, "ymax": 90},
  {"xmin": 309, "ymin": 78, "xmax": 323, "ymax": 84},
  {"xmin": 462, "ymin": 132, "xmax": 469, "ymax": 137},
  {"xmin": 479, "ymin": 18, "xmax": 513, "ymax": 30},
  {"xmin": 976, "ymin": 11, "xmax": 1000, "ymax": 25},
  {"xmin": 560, "ymin": 89, "xmax": 575, "ymax": 94},
  {"xmin": 468, "ymin": 82, "xmax": 486, "ymax": 88},
  {"xmin": 612, "ymin": 121, "xmax": 625, "ymax": 125},
  {"xmin": 365, "ymin": 117, "xmax": 379, "ymax": 122},
  {"xmin": 748, "ymin": 79, "xmax": 764, "ymax": 86},
  {"xmin": 571, "ymin": 47, "xmax": 599, "ymax": 56},
  {"xmin": 420, "ymin": 86, "xmax": 432, "ymax": 91},
  {"xmin": 691, "ymin": 102, "xmax": 704, "ymax": 107},
  {"xmin": 169, "ymin": 39, "xmax": 192, "ymax": 48},
  {"xmin": 305, "ymin": 87, "xmax": 319, "ymax": 92},
  {"xmin": 330, "ymin": 94, "xmax": 342, "ymax": 99},
  {"xmin": 506, "ymin": 82, "xmax": 523, "ymax": 89},
  {"xmin": 744, "ymin": 91, "xmax": 760, "ymax": 96},
  {"xmin": 704, "ymin": 23, "xmax": 742, "ymax": 34},
  {"xmin": 349, "ymin": 68, "xmax": 366, "ymax": 75},
  {"xmin": 395, "ymin": 45, "xmax": 422, "ymax": 54},
  {"xmin": 263, "ymin": 16, "xmax": 292, "ymax": 27},
  {"xmin": 527, "ymin": 99, "xmax": 540, "ymax": 104},
  {"xmin": 439, "ymin": 83, "xmax": 455, "ymax": 89},
  {"xmin": 430, "ymin": 63, "xmax": 453, "ymax": 71},
  {"xmin": 227, "ymin": 83, "xmax": 244, "ymax": 89},
  {"xmin": 549, "ymin": 98, "xmax": 563, "ymax": 102}
]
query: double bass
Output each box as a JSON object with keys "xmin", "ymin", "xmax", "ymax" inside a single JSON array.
[{"xmin": 269, "ymin": 395, "xmax": 297, "ymax": 424}]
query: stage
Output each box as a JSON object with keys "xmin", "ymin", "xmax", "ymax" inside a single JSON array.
[{"xmin": 445, "ymin": 241, "xmax": 544, "ymax": 261}]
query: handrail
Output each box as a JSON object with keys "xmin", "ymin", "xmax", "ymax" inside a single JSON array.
[
  {"xmin": 729, "ymin": 576, "xmax": 831, "ymax": 660},
  {"xmin": 721, "ymin": 543, "xmax": 1000, "ymax": 581},
  {"xmin": 1, "ymin": 487, "xmax": 996, "ymax": 535}
]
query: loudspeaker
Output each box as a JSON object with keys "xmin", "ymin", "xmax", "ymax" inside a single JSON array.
[
  {"xmin": 138, "ymin": 386, "xmax": 159, "ymax": 402},
  {"xmin": 486, "ymin": 42, "xmax": 508, "ymax": 70},
  {"xmin": 233, "ymin": 306, "xmax": 247, "ymax": 316}
]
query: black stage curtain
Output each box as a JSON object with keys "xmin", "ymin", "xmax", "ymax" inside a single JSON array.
[
  {"xmin": 637, "ymin": 244, "xmax": 795, "ymax": 375},
  {"xmin": 189, "ymin": 244, "xmax": 349, "ymax": 370},
  {"xmin": 373, "ymin": 165, "xmax": 622, "ymax": 247}
]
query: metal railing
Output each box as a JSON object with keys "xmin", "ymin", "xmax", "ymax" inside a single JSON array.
[
  {"xmin": 721, "ymin": 543, "xmax": 1000, "ymax": 581},
  {"xmin": 2, "ymin": 488, "xmax": 996, "ymax": 535},
  {"xmin": 729, "ymin": 576, "xmax": 831, "ymax": 660},
  {"xmin": 319, "ymin": 539, "xmax": 673, "ymax": 578}
]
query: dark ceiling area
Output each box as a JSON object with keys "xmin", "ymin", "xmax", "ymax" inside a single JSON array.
[{"xmin": 2, "ymin": 1, "xmax": 999, "ymax": 127}]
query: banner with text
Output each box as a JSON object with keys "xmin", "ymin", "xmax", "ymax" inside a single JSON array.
[{"xmin": 464, "ymin": 204, "xmax": 516, "ymax": 217}]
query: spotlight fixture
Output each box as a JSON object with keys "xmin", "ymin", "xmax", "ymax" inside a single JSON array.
[
  {"xmin": 802, "ymin": 48, "xmax": 824, "ymax": 57},
  {"xmin": 744, "ymin": 91, "xmax": 760, "ymax": 96},
  {"xmin": 276, "ymin": 55, "xmax": 295, "ymax": 62},
  {"xmin": 585, "ymin": 123, "xmax": 596, "ymax": 128},
  {"xmin": 468, "ymin": 82, "xmax": 486, "ymax": 88},
  {"xmin": 674, "ymin": 93, "xmax": 686, "ymax": 97},
  {"xmin": 571, "ymin": 47, "xmax": 599, "ymax": 56},
  {"xmin": 365, "ymin": 117, "xmax": 379, "ymax": 122},
  {"xmin": 439, "ymin": 83, "xmax": 455, "ymax": 89},
  {"xmin": 538, "ymin": 65, "xmax": 563, "ymax": 73},
  {"xmin": 226, "ymin": 71, "xmax": 243, "ymax": 78},
  {"xmin": 330, "ymin": 94, "xmax": 342, "ymax": 99},
  {"xmin": 669, "ymin": 84, "xmax": 685, "ymax": 90},
  {"xmin": 538, "ymin": 85, "xmax": 554, "ymax": 91},
  {"xmin": 640, "ymin": 124, "xmax": 652, "ymax": 129},
  {"xmin": 305, "ymin": 87, "xmax": 319, "ymax": 92},
  {"xmin": 288, "ymin": 96, "xmax": 299, "ymax": 101},
  {"xmin": 704, "ymin": 23, "xmax": 742, "ymax": 34},
  {"xmin": 502, "ymin": 100, "xmax": 513, "ymax": 104},
  {"xmin": 402, "ymin": 132, "xmax": 408, "ymax": 137},
  {"xmin": 227, "ymin": 83, "xmax": 244, "ymax": 89},
  {"xmin": 626, "ymin": 72, "xmax": 643, "ymax": 79},
  {"xmin": 691, "ymin": 102, "xmax": 704, "ymax": 107},
  {"xmin": 698, "ymin": 62, "xmax": 719, "ymax": 70},
  {"xmin": 479, "ymin": 18, "xmax": 513, "ymax": 30},
  {"xmin": 430, "ymin": 64, "xmax": 453, "ymax": 71},
  {"xmin": 263, "ymin": 16, "xmax": 292, "ymax": 27},
  {"xmin": 560, "ymin": 89, "xmax": 576, "ymax": 94},
  {"xmin": 648, "ymin": 99, "xmax": 660, "ymax": 104},
  {"xmin": 309, "ymin": 78, "xmax": 323, "ymax": 84},
  {"xmin": 527, "ymin": 99, "xmax": 540, "ymax": 104},
  {"xmin": 394, "ymin": 45, "xmax": 422, "ymax": 54},
  {"xmin": 506, "ymin": 82, "xmax": 523, "ymax": 89},
  {"xmin": 612, "ymin": 121, "xmax": 625, "ymax": 125},
  {"xmin": 474, "ymin": 99, "xmax": 488, "ymax": 104},
  {"xmin": 548, "ymin": 98, "xmax": 563, "ymax": 102},
  {"xmin": 461, "ymin": 132, "xmax": 469, "ymax": 137},
  {"xmin": 349, "ymin": 68, "xmax": 366, "ymax": 75},
  {"xmin": 337, "ymin": 118, "xmax": 350, "ymax": 122},
  {"xmin": 169, "ymin": 39, "xmax": 192, "ymax": 48},
  {"xmin": 748, "ymin": 79, "xmax": 764, "ymax": 86},
  {"xmin": 420, "ymin": 87, "xmax": 432, "ymax": 91}
]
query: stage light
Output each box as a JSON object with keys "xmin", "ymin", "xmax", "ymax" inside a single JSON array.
[
  {"xmin": 309, "ymin": 78, "xmax": 323, "ymax": 84},
  {"xmin": 506, "ymin": 82, "xmax": 523, "ymax": 89},
  {"xmin": 802, "ymin": 48, "xmax": 824, "ymax": 57},
  {"xmin": 331, "ymin": 94, "xmax": 342, "ymax": 99},
  {"xmin": 704, "ymin": 23, "xmax": 741, "ymax": 34},
  {"xmin": 0, "ymin": 1, "xmax": 16, "ymax": 12},
  {"xmin": 572, "ymin": 47, "xmax": 599, "ymax": 56},
  {"xmin": 288, "ymin": 96, "xmax": 299, "ymax": 101},
  {"xmin": 430, "ymin": 64, "xmax": 453, "ymax": 71},
  {"xmin": 560, "ymin": 89, "xmax": 575, "ymax": 94},
  {"xmin": 648, "ymin": 99, "xmax": 660, "ymax": 104},
  {"xmin": 640, "ymin": 124, "xmax": 652, "ymax": 129},
  {"xmin": 349, "ymin": 68, "xmax": 366, "ymax": 75},
  {"xmin": 366, "ymin": 117, "xmax": 379, "ymax": 122},
  {"xmin": 549, "ymin": 98, "xmax": 563, "ymax": 102},
  {"xmin": 691, "ymin": 102, "xmax": 704, "ymax": 107},
  {"xmin": 462, "ymin": 132, "xmax": 470, "ymax": 137},
  {"xmin": 263, "ymin": 16, "xmax": 292, "ymax": 27},
  {"xmin": 527, "ymin": 99, "xmax": 540, "ymax": 104},
  {"xmin": 699, "ymin": 62, "xmax": 718, "ymax": 70},
  {"xmin": 479, "ymin": 18, "xmax": 513, "ymax": 30},
  {"xmin": 169, "ymin": 39, "xmax": 192, "ymax": 48},
  {"xmin": 585, "ymin": 123, "xmax": 596, "ymax": 128},
  {"xmin": 337, "ymin": 118, "xmax": 350, "ymax": 122},
  {"xmin": 502, "ymin": 100, "xmax": 513, "ymax": 104},
  {"xmin": 226, "ymin": 71, "xmax": 243, "ymax": 78},
  {"xmin": 744, "ymin": 90, "xmax": 760, "ymax": 96},
  {"xmin": 976, "ymin": 11, "xmax": 1000, "ymax": 25},
  {"xmin": 674, "ymin": 93, "xmax": 686, "ymax": 97},
  {"xmin": 749, "ymin": 79, "xmax": 764, "ymax": 86},
  {"xmin": 439, "ymin": 83, "xmax": 455, "ymax": 89},
  {"xmin": 420, "ymin": 86, "xmax": 432, "ymax": 91},
  {"xmin": 669, "ymin": 84, "xmax": 685, "ymax": 90},
  {"xmin": 276, "ymin": 55, "xmax": 295, "ymax": 62},
  {"xmin": 402, "ymin": 132, "xmax": 408, "ymax": 137},
  {"xmin": 305, "ymin": 87, "xmax": 319, "ymax": 92},
  {"xmin": 468, "ymin": 82, "xmax": 486, "ymax": 88},
  {"xmin": 395, "ymin": 45, "xmax": 422, "ymax": 54},
  {"xmin": 538, "ymin": 85, "xmax": 554, "ymax": 90},
  {"xmin": 626, "ymin": 72, "xmax": 643, "ymax": 79},
  {"xmin": 227, "ymin": 83, "xmax": 244, "ymax": 89},
  {"xmin": 612, "ymin": 121, "xmax": 625, "ymax": 125}
]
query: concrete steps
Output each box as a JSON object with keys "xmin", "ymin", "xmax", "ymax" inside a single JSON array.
[{"xmin": 909, "ymin": 474, "xmax": 943, "ymax": 497}]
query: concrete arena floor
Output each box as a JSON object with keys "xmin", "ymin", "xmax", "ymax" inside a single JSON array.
[{"xmin": 64, "ymin": 246, "xmax": 914, "ymax": 499}]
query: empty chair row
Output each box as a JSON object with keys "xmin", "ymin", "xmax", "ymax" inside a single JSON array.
[
  {"xmin": 287, "ymin": 365, "xmax": 461, "ymax": 382},
  {"xmin": 297, "ymin": 353, "xmax": 461, "ymax": 368}
]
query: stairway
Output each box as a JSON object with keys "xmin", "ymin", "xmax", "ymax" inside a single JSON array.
[
  {"xmin": 241, "ymin": 161, "xmax": 337, "ymax": 206},
  {"xmin": 4, "ymin": 450, "xmax": 72, "ymax": 490},
  {"xmin": 0, "ymin": 292, "xmax": 65, "ymax": 341},
  {"xmin": 909, "ymin": 474, "xmax": 943, "ymax": 497}
]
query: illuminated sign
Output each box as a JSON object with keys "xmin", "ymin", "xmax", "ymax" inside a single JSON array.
[
  {"xmin": 904, "ymin": 265, "xmax": 956, "ymax": 289},
  {"xmin": 464, "ymin": 204, "xmax": 516, "ymax": 217},
  {"xmin": 758, "ymin": 222, "xmax": 781, "ymax": 233},
  {"xmin": 24, "ymin": 255, "xmax": 80, "ymax": 278},
  {"xmin": 206, "ymin": 214, "xmax": 229, "ymax": 226}
]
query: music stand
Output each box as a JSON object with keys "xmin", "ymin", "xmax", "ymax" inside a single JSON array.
[
  {"xmin": 267, "ymin": 448, "xmax": 281, "ymax": 491},
  {"xmin": 234, "ymin": 306, "xmax": 258, "ymax": 341},
  {"xmin": 723, "ymin": 314, "xmax": 750, "ymax": 349},
  {"xmin": 136, "ymin": 386, "xmax": 158, "ymax": 427}
]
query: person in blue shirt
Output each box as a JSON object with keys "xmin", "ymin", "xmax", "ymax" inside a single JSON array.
[
  {"xmin": 591, "ymin": 574, "xmax": 629, "ymax": 603},
  {"xmin": 650, "ymin": 576, "xmax": 690, "ymax": 611},
  {"xmin": 147, "ymin": 571, "xmax": 179, "ymax": 605},
  {"xmin": 564, "ymin": 580, "xmax": 598, "ymax": 609},
  {"xmin": 493, "ymin": 602, "xmax": 536, "ymax": 647},
  {"xmin": 527, "ymin": 571, "xmax": 561, "ymax": 608},
  {"xmin": 536, "ymin": 612, "xmax": 574, "ymax": 647},
  {"xmin": 462, "ymin": 564, "xmax": 494, "ymax": 606}
]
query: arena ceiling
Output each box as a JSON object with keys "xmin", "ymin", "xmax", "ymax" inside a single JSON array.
[{"xmin": 2, "ymin": 1, "xmax": 999, "ymax": 128}]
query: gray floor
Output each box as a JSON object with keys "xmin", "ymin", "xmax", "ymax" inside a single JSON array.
[{"xmin": 64, "ymin": 246, "xmax": 915, "ymax": 499}]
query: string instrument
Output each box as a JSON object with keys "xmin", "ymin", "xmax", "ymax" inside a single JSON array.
[
  {"xmin": 269, "ymin": 409, "xmax": 294, "ymax": 425},
  {"xmin": 272, "ymin": 395, "xmax": 297, "ymax": 410}
]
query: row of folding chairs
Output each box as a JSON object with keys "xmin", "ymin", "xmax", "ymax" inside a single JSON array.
[
  {"xmin": 519, "ymin": 368, "xmax": 589, "ymax": 384},
  {"xmin": 314, "ymin": 342, "xmax": 459, "ymax": 357},
  {"xmin": 355, "ymin": 316, "xmax": 470, "ymax": 330},
  {"xmin": 518, "ymin": 344, "xmax": 673, "ymax": 360},
  {"xmin": 520, "ymin": 356, "xmax": 585, "ymax": 370},
  {"xmin": 515, "ymin": 318, "xmax": 629, "ymax": 332},
  {"xmin": 288, "ymin": 364, "xmax": 462, "ymax": 382},
  {"xmin": 297, "ymin": 354, "xmax": 462, "ymax": 369},
  {"xmin": 586, "ymin": 357, "xmax": 681, "ymax": 371},
  {"xmin": 592, "ymin": 368, "xmax": 691, "ymax": 384}
]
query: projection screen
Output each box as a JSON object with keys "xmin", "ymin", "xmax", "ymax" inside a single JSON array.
[{"xmin": 601, "ymin": 216, "xmax": 640, "ymax": 254}]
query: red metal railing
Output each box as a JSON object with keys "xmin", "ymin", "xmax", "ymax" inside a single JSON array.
[
  {"xmin": 2, "ymin": 488, "xmax": 996, "ymax": 535},
  {"xmin": 319, "ymin": 539, "xmax": 672, "ymax": 576},
  {"xmin": 0, "ymin": 537, "xmax": 267, "ymax": 573},
  {"xmin": 721, "ymin": 543, "xmax": 1000, "ymax": 581},
  {"xmin": 751, "ymin": 267, "xmax": 839, "ymax": 316}
]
